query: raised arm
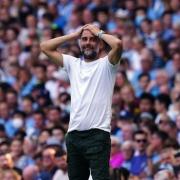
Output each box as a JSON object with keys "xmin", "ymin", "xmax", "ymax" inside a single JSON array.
[
  {"xmin": 84, "ymin": 25, "xmax": 122, "ymax": 65},
  {"xmin": 40, "ymin": 27, "xmax": 84, "ymax": 67}
]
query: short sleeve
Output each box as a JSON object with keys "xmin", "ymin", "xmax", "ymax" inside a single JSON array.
[
  {"xmin": 62, "ymin": 54, "xmax": 77, "ymax": 74},
  {"xmin": 103, "ymin": 56, "xmax": 119, "ymax": 73}
]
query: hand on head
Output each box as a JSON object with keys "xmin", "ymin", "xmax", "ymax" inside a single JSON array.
[
  {"xmin": 74, "ymin": 24, "xmax": 100, "ymax": 39},
  {"xmin": 83, "ymin": 24, "xmax": 100, "ymax": 36}
]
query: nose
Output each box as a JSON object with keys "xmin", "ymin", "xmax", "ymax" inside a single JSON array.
[{"xmin": 85, "ymin": 39, "xmax": 91, "ymax": 45}]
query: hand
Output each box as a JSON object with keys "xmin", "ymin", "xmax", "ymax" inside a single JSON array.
[
  {"xmin": 146, "ymin": 144, "xmax": 156, "ymax": 157},
  {"xmin": 83, "ymin": 24, "xmax": 100, "ymax": 36},
  {"xmin": 73, "ymin": 24, "xmax": 89, "ymax": 39}
]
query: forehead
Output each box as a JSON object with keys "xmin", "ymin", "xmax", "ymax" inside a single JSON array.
[
  {"xmin": 81, "ymin": 29, "xmax": 95, "ymax": 38},
  {"xmin": 135, "ymin": 133, "xmax": 146, "ymax": 138}
]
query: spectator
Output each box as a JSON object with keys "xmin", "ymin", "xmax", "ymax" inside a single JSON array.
[
  {"xmin": 121, "ymin": 141, "xmax": 134, "ymax": 171},
  {"xmin": 2, "ymin": 168, "xmax": 21, "ymax": 180},
  {"xmin": 39, "ymin": 147, "xmax": 58, "ymax": 180},
  {"xmin": 110, "ymin": 136, "xmax": 123, "ymax": 169},
  {"xmin": 130, "ymin": 130, "xmax": 148, "ymax": 177},
  {"xmin": 22, "ymin": 165, "xmax": 39, "ymax": 180},
  {"xmin": 0, "ymin": 1, "xmax": 179, "ymax": 179}
]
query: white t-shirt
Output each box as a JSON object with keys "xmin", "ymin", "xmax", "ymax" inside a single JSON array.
[{"xmin": 63, "ymin": 54, "xmax": 118, "ymax": 132}]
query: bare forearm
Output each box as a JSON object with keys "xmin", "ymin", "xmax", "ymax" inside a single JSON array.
[
  {"xmin": 40, "ymin": 33, "xmax": 77, "ymax": 51},
  {"xmin": 101, "ymin": 33, "xmax": 122, "ymax": 50},
  {"xmin": 83, "ymin": 25, "xmax": 122, "ymax": 64}
]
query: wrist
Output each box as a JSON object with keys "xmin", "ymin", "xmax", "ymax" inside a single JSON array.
[{"xmin": 96, "ymin": 30, "xmax": 105, "ymax": 39}]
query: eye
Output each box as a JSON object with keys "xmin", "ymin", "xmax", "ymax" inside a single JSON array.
[
  {"xmin": 81, "ymin": 37, "xmax": 87, "ymax": 41},
  {"xmin": 90, "ymin": 37, "xmax": 97, "ymax": 42}
]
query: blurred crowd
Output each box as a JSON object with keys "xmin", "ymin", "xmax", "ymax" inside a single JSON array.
[{"xmin": 0, "ymin": 0, "xmax": 180, "ymax": 179}]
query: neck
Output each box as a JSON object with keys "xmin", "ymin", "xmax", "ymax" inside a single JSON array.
[{"xmin": 84, "ymin": 58, "xmax": 95, "ymax": 62}]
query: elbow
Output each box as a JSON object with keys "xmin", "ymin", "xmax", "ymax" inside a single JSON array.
[
  {"xmin": 115, "ymin": 39, "xmax": 122, "ymax": 50},
  {"xmin": 40, "ymin": 41, "xmax": 47, "ymax": 52}
]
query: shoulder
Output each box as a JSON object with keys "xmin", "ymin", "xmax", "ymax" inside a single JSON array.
[{"xmin": 62, "ymin": 54, "xmax": 79, "ymax": 61}]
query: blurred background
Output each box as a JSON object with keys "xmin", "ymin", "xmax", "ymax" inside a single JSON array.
[{"xmin": 0, "ymin": 0, "xmax": 180, "ymax": 179}]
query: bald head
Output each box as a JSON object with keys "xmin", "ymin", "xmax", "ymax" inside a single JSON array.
[{"xmin": 23, "ymin": 165, "xmax": 39, "ymax": 180}]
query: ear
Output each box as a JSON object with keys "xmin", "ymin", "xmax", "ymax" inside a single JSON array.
[
  {"xmin": 78, "ymin": 39, "xmax": 82, "ymax": 51},
  {"xmin": 78, "ymin": 39, "xmax": 81, "ymax": 47},
  {"xmin": 99, "ymin": 40, "xmax": 105, "ymax": 50}
]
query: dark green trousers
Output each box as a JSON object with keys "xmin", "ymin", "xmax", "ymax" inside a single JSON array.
[{"xmin": 66, "ymin": 129, "xmax": 111, "ymax": 180}]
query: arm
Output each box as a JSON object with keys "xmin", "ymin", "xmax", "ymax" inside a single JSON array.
[
  {"xmin": 40, "ymin": 28, "xmax": 84, "ymax": 67},
  {"xmin": 84, "ymin": 25, "xmax": 122, "ymax": 65}
]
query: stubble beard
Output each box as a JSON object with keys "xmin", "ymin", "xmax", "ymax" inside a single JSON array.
[{"xmin": 81, "ymin": 48, "xmax": 99, "ymax": 61}]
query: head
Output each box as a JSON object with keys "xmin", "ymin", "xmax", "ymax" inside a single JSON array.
[
  {"xmin": 121, "ymin": 123, "xmax": 136, "ymax": 141},
  {"xmin": 52, "ymin": 126, "xmax": 65, "ymax": 143},
  {"xmin": 140, "ymin": 50, "xmax": 153, "ymax": 72},
  {"xmin": 79, "ymin": 29, "xmax": 101, "ymax": 61},
  {"xmin": 0, "ymin": 153, "xmax": 13, "ymax": 169},
  {"xmin": 22, "ymin": 165, "xmax": 39, "ymax": 180},
  {"xmin": 10, "ymin": 138, "xmax": 23, "ymax": 159},
  {"xmin": 134, "ymin": 130, "xmax": 148, "ymax": 153},
  {"xmin": 120, "ymin": 84, "xmax": 135, "ymax": 104},
  {"xmin": 154, "ymin": 169, "xmax": 175, "ymax": 180},
  {"xmin": 42, "ymin": 147, "xmax": 56, "ymax": 170},
  {"xmin": 47, "ymin": 106, "xmax": 61, "ymax": 124},
  {"xmin": 139, "ymin": 93, "xmax": 154, "ymax": 113},
  {"xmin": 21, "ymin": 96, "xmax": 34, "ymax": 115},
  {"xmin": 151, "ymin": 130, "xmax": 169, "ymax": 151},
  {"xmin": 121, "ymin": 141, "xmax": 134, "ymax": 160},
  {"xmin": 155, "ymin": 69, "xmax": 169, "ymax": 86},
  {"xmin": 55, "ymin": 149, "xmax": 67, "ymax": 172},
  {"xmin": 0, "ymin": 101, "xmax": 9, "ymax": 120},
  {"xmin": 110, "ymin": 136, "xmax": 121, "ymax": 156},
  {"xmin": 138, "ymin": 73, "xmax": 150, "ymax": 90},
  {"xmin": 155, "ymin": 94, "xmax": 171, "ymax": 113},
  {"xmin": 2, "ymin": 169, "xmax": 21, "ymax": 180},
  {"xmin": 33, "ymin": 110, "xmax": 45, "ymax": 129},
  {"xmin": 34, "ymin": 64, "xmax": 47, "ymax": 82},
  {"xmin": 172, "ymin": 52, "xmax": 180, "ymax": 71},
  {"xmin": 23, "ymin": 137, "xmax": 37, "ymax": 155}
]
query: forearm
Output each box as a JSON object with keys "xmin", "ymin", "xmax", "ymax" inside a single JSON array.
[
  {"xmin": 100, "ymin": 33, "xmax": 122, "ymax": 50},
  {"xmin": 40, "ymin": 33, "xmax": 77, "ymax": 51}
]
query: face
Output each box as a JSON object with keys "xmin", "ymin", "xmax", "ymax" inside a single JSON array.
[
  {"xmin": 6, "ymin": 93, "xmax": 17, "ymax": 107},
  {"xmin": 122, "ymin": 124, "xmax": 133, "ymax": 141},
  {"xmin": 10, "ymin": 140, "xmax": 22, "ymax": 157},
  {"xmin": 48, "ymin": 109, "xmax": 60, "ymax": 123},
  {"xmin": 0, "ymin": 102, "xmax": 9, "ymax": 119},
  {"xmin": 115, "ymin": 72, "xmax": 126, "ymax": 87},
  {"xmin": 120, "ymin": 86, "xmax": 134, "ymax": 103},
  {"xmin": 42, "ymin": 148, "xmax": 56, "ymax": 169},
  {"xmin": 155, "ymin": 100, "xmax": 164, "ymax": 113},
  {"xmin": 0, "ymin": 154, "xmax": 13, "ymax": 169},
  {"xmin": 176, "ymin": 115, "xmax": 180, "ymax": 129},
  {"xmin": 2, "ymin": 171, "xmax": 17, "ymax": 180},
  {"xmin": 52, "ymin": 129, "xmax": 64, "ymax": 142},
  {"xmin": 79, "ymin": 30, "xmax": 100, "ymax": 60},
  {"xmin": 121, "ymin": 144, "xmax": 133, "ymax": 160},
  {"xmin": 141, "ymin": 58, "xmax": 152, "ymax": 72},
  {"xmin": 139, "ymin": 99, "xmax": 152, "ymax": 112},
  {"xmin": 158, "ymin": 118, "xmax": 170, "ymax": 132},
  {"xmin": 55, "ymin": 155, "xmax": 67, "ymax": 171},
  {"xmin": 35, "ymin": 67, "xmax": 46, "ymax": 81},
  {"xmin": 139, "ymin": 76, "xmax": 149, "ymax": 89},
  {"xmin": 173, "ymin": 53, "xmax": 180, "ymax": 70},
  {"xmin": 22, "ymin": 99, "xmax": 33, "ymax": 114},
  {"xmin": 111, "ymin": 140, "xmax": 120, "ymax": 155},
  {"xmin": 33, "ymin": 113, "xmax": 44, "ymax": 128},
  {"xmin": 134, "ymin": 133, "xmax": 147, "ymax": 152},
  {"xmin": 151, "ymin": 134, "xmax": 162, "ymax": 149}
]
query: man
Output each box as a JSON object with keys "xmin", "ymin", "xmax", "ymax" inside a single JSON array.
[
  {"xmin": 130, "ymin": 130, "xmax": 148, "ymax": 177},
  {"xmin": 40, "ymin": 24, "xmax": 122, "ymax": 180},
  {"xmin": 22, "ymin": 165, "xmax": 39, "ymax": 180}
]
